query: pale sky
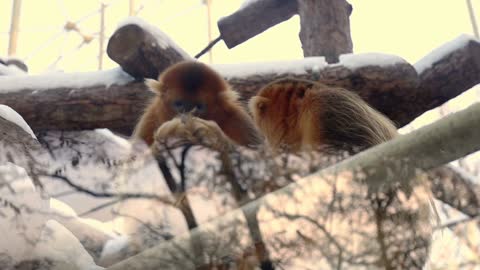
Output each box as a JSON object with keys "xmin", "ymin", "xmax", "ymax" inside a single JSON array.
[{"xmin": 0, "ymin": 0, "xmax": 477, "ymax": 73}]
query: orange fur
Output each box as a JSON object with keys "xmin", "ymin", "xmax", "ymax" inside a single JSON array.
[
  {"xmin": 133, "ymin": 61, "xmax": 262, "ymax": 147},
  {"xmin": 249, "ymin": 78, "xmax": 397, "ymax": 153}
]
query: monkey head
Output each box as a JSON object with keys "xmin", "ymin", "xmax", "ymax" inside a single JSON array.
[
  {"xmin": 249, "ymin": 78, "xmax": 397, "ymax": 153},
  {"xmin": 249, "ymin": 80, "xmax": 317, "ymax": 151},
  {"xmin": 146, "ymin": 61, "xmax": 235, "ymax": 119}
]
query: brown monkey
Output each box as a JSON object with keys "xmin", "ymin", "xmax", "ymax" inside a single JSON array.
[
  {"xmin": 248, "ymin": 78, "xmax": 397, "ymax": 153},
  {"xmin": 133, "ymin": 61, "xmax": 262, "ymax": 148}
]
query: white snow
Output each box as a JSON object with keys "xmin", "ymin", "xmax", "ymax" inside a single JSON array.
[
  {"xmin": 0, "ymin": 63, "xmax": 26, "ymax": 76},
  {"xmin": 100, "ymin": 235, "xmax": 130, "ymax": 259},
  {"xmin": 117, "ymin": 17, "xmax": 191, "ymax": 60},
  {"xmin": 32, "ymin": 220, "xmax": 104, "ymax": 270},
  {"xmin": 338, "ymin": 53, "xmax": 408, "ymax": 70},
  {"xmin": 239, "ymin": 0, "xmax": 260, "ymax": 9},
  {"xmin": 0, "ymin": 67, "xmax": 133, "ymax": 93},
  {"xmin": 214, "ymin": 57, "xmax": 328, "ymax": 78},
  {"xmin": 95, "ymin": 129, "xmax": 132, "ymax": 152},
  {"xmin": 414, "ymin": 34, "xmax": 477, "ymax": 74},
  {"xmin": 0, "ymin": 163, "xmax": 49, "ymax": 267},
  {"xmin": 0, "ymin": 104, "xmax": 36, "ymax": 139}
]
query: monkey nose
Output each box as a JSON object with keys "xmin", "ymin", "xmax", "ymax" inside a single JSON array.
[{"xmin": 175, "ymin": 101, "xmax": 195, "ymax": 113}]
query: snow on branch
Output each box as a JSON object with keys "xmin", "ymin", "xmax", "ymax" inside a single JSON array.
[
  {"xmin": 398, "ymin": 34, "xmax": 480, "ymax": 127},
  {"xmin": 106, "ymin": 103, "xmax": 480, "ymax": 270}
]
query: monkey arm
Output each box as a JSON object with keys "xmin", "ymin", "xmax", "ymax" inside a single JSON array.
[
  {"xmin": 218, "ymin": 108, "xmax": 263, "ymax": 148},
  {"xmin": 153, "ymin": 115, "xmax": 235, "ymax": 152}
]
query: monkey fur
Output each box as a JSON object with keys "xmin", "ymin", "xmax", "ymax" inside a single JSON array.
[
  {"xmin": 133, "ymin": 61, "xmax": 262, "ymax": 148},
  {"xmin": 248, "ymin": 78, "xmax": 397, "ymax": 153}
]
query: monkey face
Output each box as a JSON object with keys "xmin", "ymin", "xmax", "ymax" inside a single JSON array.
[
  {"xmin": 249, "ymin": 80, "xmax": 312, "ymax": 149},
  {"xmin": 147, "ymin": 61, "xmax": 229, "ymax": 118}
]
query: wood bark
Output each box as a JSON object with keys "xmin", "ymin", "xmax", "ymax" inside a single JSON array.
[
  {"xmin": 107, "ymin": 24, "xmax": 190, "ymax": 80},
  {"xmin": 297, "ymin": 0, "xmax": 353, "ymax": 63},
  {"xmin": 400, "ymin": 37, "xmax": 480, "ymax": 127},
  {"xmin": 0, "ymin": 59, "xmax": 417, "ymax": 136},
  {"xmin": 217, "ymin": 0, "xmax": 298, "ymax": 49},
  {"xmin": 106, "ymin": 103, "xmax": 480, "ymax": 270},
  {"xmin": 0, "ymin": 82, "xmax": 149, "ymax": 135}
]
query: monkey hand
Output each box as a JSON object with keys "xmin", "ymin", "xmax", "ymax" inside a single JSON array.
[{"xmin": 153, "ymin": 115, "xmax": 234, "ymax": 152}]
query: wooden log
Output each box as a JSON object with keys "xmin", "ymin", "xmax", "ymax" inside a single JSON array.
[
  {"xmin": 107, "ymin": 19, "xmax": 191, "ymax": 80},
  {"xmin": 397, "ymin": 35, "xmax": 480, "ymax": 127},
  {"xmin": 6, "ymin": 58, "xmax": 28, "ymax": 72},
  {"xmin": 217, "ymin": 0, "xmax": 298, "ymax": 49},
  {"xmin": 297, "ymin": 0, "xmax": 353, "ymax": 63},
  {"xmin": 223, "ymin": 55, "xmax": 419, "ymax": 126},
  {"xmin": 0, "ymin": 36, "xmax": 477, "ymax": 134},
  {"xmin": 0, "ymin": 56, "xmax": 417, "ymax": 135}
]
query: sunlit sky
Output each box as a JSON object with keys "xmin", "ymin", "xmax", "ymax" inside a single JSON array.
[{"xmin": 0, "ymin": 0, "xmax": 479, "ymax": 129}]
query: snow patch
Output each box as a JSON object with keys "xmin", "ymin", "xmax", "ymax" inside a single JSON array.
[
  {"xmin": 414, "ymin": 34, "xmax": 477, "ymax": 74},
  {"xmin": 0, "ymin": 63, "xmax": 26, "ymax": 76},
  {"xmin": 339, "ymin": 53, "xmax": 408, "ymax": 70},
  {"xmin": 100, "ymin": 235, "xmax": 130, "ymax": 259},
  {"xmin": 0, "ymin": 104, "xmax": 36, "ymax": 139},
  {"xmin": 215, "ymin": 57, "xmax": 328, "ymax": 78},
  {"xmin": 239, "ymin": 0, "xmax": 260, "ymax": 9},
  {"xmin": 0, "ymin": 67, "xmax": 133, "ymax": 93},
  {"xmin": 33, "ymin": 220, "xmax": 103, "ymax": 270},
  {"xmin": 117, "ymin": 17, "xmax": 191, "ymax": 60},
  {"xmin": 0, "ymin": 163, "xmax": 49, "ymax": 266}
]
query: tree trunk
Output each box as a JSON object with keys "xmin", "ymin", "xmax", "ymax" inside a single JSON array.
[{"xmin": 297, "ymin": 0, "xmax": 353, "ymax": 63}]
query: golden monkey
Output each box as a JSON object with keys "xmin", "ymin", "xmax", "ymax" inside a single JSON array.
[
  {"xmin": 133, "ymin": 61, "xmax": 262, "ymax": 148},
  {"xmin": 248, "ymin": 78, "xmax": 397, "ymax": 153}
]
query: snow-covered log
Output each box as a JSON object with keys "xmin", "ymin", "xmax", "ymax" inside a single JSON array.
[
  {"xmin": 0, "ymin": 36, "xmax": 478, "ymax": 134},
  {"xmin": 0, "ymin": 57, "xmax": 28, "ymax": 74},
  {"xmin": 0, "ymin": 69, "xmax": 138, "ymax": 135},
  {"xmin": 106, "ymin": 103, "xmax": 480, "ymax": 270},
  {"xmin": 218, "ymin": 0, "xmax": 298, "ymax": 49},
  {"xmin": 0, "ymin": 54, "xmax": 417, "ymax": 135},
  {"xmin": 400, "ymin": 34, "xmax": 480, "ymax": 127},
  {"xmin": 107, "ymin": 18, "xmax": 191, "ymax": 80}
]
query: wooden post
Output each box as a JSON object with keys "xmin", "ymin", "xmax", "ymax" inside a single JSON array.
[
  {"xmin": 8, "ymin": 0, "xmax": 22, "ymax": 56},
  {"xmin": 205, "ymin": 0, "xmax": 214, "ymax": 64},
  {"xmin": 98, "ymin": 3, "xmax": 106, "ymax": 70},
  {"xmin": 129, "ymin": 0, "xmax": 135, "ymax": 16},
  {"xmin": 217, "ymin": 0, "xmax": 298, "ymax": 49},
  {"xmin": 297, "ymin": 0, "xmax": 353, "ymax": 63},
  {"xmin": 466, "ymin": 0, "xmax": 479, "ymax": 38}
]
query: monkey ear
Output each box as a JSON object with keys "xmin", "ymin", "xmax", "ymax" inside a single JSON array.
[
  {"xmin": 248, "ymin": 96, "xmax": 269, "ymax": 114},
  {"xmin": 145, "ymin": 79, "xmax": 163, "ymax": 94}
]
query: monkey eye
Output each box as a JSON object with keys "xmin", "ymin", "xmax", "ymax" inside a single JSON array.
[
  {"xmin": 195, "ymin": 103, "xmax": 206, "ymax": 113},
  {"xmin": 173, "ymin": 100, "xmax": 184, "ymax": 110}
]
